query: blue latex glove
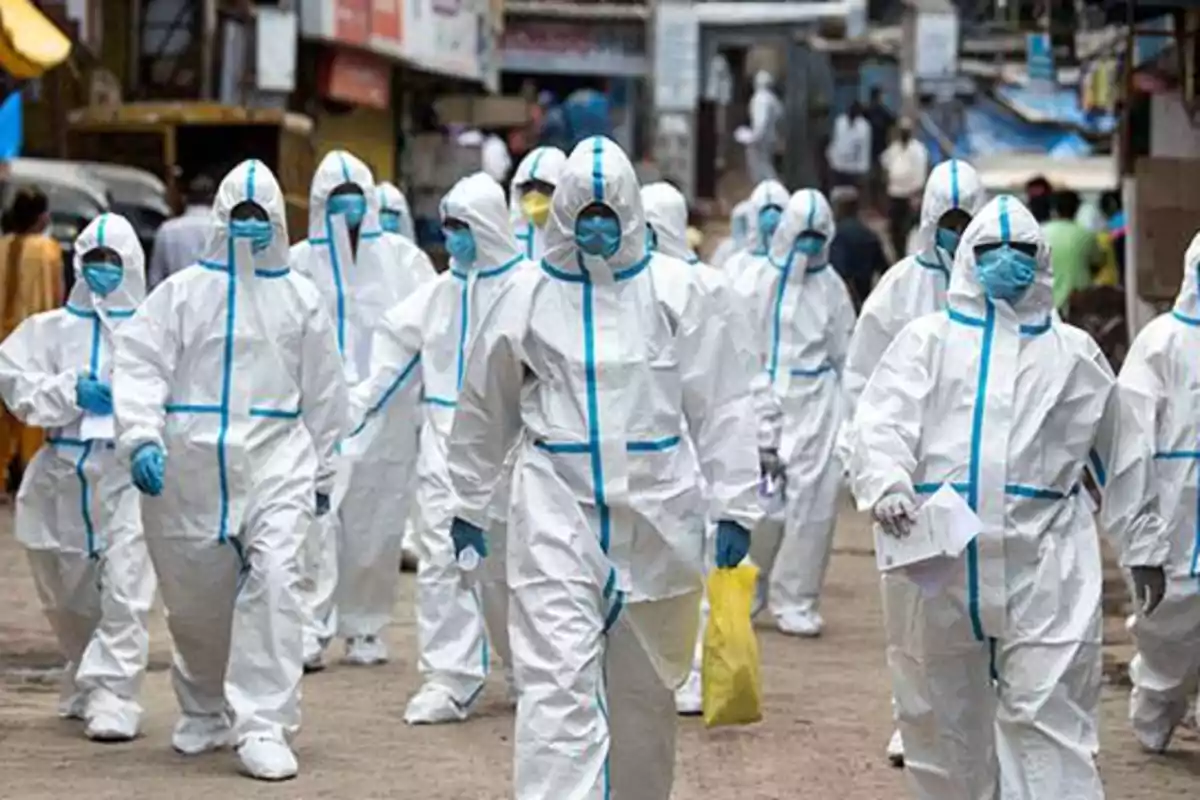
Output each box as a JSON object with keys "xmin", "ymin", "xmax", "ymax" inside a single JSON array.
[
  {"xmin": 450, "ymin": 517, "xmax": 488, "ymax": 560},
  {"xmin": 715, "ymin": 520, "xmax": 751, "ymax": 568},
  {"xmin": 76, "ymin": 376, "xmax": 112, "ymax": 415},
  {"xmin": 315, "ymin": 492, "xmax": 330, "ymax": 517},
  {"xmin": 131, "ymin": 443, "xmax": 165, "ymax": 496}
]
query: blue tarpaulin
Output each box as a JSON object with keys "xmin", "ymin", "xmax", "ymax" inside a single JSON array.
[
  {"xmin": 0, "ymin": 91, "xmax": 22, "ymax": 161},
  {"xmin": 995, "ymin": 84, "xmax": 1116, "ymax": 136},
  {"xmin": 920, "ymin": 96, "xmax": 1093, "ymax": 162}
]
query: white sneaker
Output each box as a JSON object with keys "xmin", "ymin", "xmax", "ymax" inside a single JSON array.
[
  {"xmin": 404, "ymin": 683, "xmax": 471, "ymax": 725},
  {"xmin": 237, "ymin": 736, "xmax": 298, "ymax": 781},
  {"xmin": 84, "ymin": 692, "xmax": 139, "ymax": 742},
  {"xmin": 343, "ymin": 635, "xmax": 388, "ymax": 666},
  {"xmin": 171, "ymin": 714, "xmax": 231, "ymax": 755},
  {"xmin": 674, "ymin": 672, "xmax": 703, "ymax": 716},
  {"xmin": 886, "ymin": 729, "xmax": 905, "ymax": 767},
  {"xmin": 777, "ymin": 609, "xmax": 822, "ymax": 638}
]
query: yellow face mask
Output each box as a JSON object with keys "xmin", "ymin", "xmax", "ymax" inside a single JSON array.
[{"xmin": 521, "ymin": 191, "xmax": 552, "ymax": 227}]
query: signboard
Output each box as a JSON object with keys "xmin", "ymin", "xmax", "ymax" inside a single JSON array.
[
  {"xmin": 1026, "ymin": 32, "xmax": 1055, "ymax": 89},
  {"xmin": 913, "ymin": 11, "xmax": 958, "ymax": 82},
  {"xmin": 501, "ymin": 20, "xmax": 646, "ymax": 77},
  {"xmin": 653, "ymin": 4, "xmax": 699, "ymax": 112},
  {"xmin": 403, "ymin": 0, "xmax": 483, "ymax": 81},
  {"xmin": 319, "ymin": 48, "xmax": 392, "ymax": 109}
]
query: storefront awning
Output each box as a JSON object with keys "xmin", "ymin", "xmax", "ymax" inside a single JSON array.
[{"xmin": 0, "ymin": 0, "xmax": 71, "ymax": 79}]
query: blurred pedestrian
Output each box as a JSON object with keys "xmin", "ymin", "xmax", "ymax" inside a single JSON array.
[
  {"xmin": 1099, "ymin": 189, "xmax": 1125, "ymax": 284},
  {"xmin": 864, "ymin": 87, "xmax": 895, "ymax": 209},
  {"xmin": 827, "ymin": 102, "xmax": 871, "ymax": 192},
  {"xmin": 828, "ymin": 185, "xmax": 888, "ymax": 309},
  {"xmin": 0, "ymin": 186, "xmax": 63, "ymax": 496},
  {"xmin": 880, "ymin": 119, "xmax": 929, "ymax": 261},
  {"xmin": 147, "ymin": 174, "xmax": 214, "ymax": 292},
  {"xmin": 1025, "ymin": 175, "xmax": 1053, "ymax": 224},
  {"xmin": 1044, "ymin": 189, "xmax": 1103, "ymax": 312},
  {"xmin": 481, "ymin": 130, "xmax": 513, "ymax": 185},
  {"xmin": 747, "ymin": 71, "xmax": 783, "ymax": 183}
]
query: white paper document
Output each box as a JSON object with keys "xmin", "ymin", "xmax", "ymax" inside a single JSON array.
[
  {"xmin": 80, "ymin": 413, "xmax": 115, "ymax": 442},
  {"xmin": 875, "ymin": 483, "xmax": 982, "ymax": 598}
]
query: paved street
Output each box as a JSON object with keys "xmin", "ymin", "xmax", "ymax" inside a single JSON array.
[{"xmin": 2, "ymin": 501, "xmax": 1199, "ymax": 798}]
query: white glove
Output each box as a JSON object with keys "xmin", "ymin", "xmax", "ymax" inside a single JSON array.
[{"xmin": 874, "ymin": 493, "xmax": 916, "ymax": 538}]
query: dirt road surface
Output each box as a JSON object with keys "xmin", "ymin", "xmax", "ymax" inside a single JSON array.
[{"xmin": 3, "ymin": 502, "xmax": 1198, "ymax": 798}]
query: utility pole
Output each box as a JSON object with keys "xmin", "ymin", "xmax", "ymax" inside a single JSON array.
[{"xmin": 199, "ymin": 0, "xmax": 217, "ymax": 99}]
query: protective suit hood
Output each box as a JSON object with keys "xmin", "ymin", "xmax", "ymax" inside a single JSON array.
[
  {"xmin": 441, "ymin": 171, "xmax": 521, "ymax": 273},
  {"xmin": 914, "ymin": 159, "xmax": 986, "ymax": 257},
  {"xmin": 378, "ymin": 181, "xmax": 416, "ymax": 240},
  {"xmin": 768, "ymin": 188, "xmax": 836, "ymax": 267},
  {"xmin": 203, "ymin": 159, "xmax": 292, "ymax": 271},
  {"xmin": 508, "ymin": 146, "xmax": 567, "ymax": 224},
  {"xmin": 754, "ymin": 70, "xmax": 774, "ymax": 91},
  {"xmin": 308, "ymin": 150, "xmax": 381, "ymax": 239},
  {"xmin": 948, "ymin": 194, "xmax": 1053, "ymax": 319},
  {"xmin": 1174, "ymin": 231, "xmax": 1200, "ymax": 319},
  {"xmin": 730, "ymin": 200, "xmax": 752, "ymax": 250},
  {"xmin": 746, "ymin": 179, "xmax": 790, "ymax": 252},
  {"xmin": 641, "ymin": 182, "xmax": 695, "ymax": 262},
  {"xmin": 542, "ymin": 136, "xmax": 647, "ymax": 274},
  {"xmin": 70, "ymin": 212, "xmax": 146, "ymax": 312}
]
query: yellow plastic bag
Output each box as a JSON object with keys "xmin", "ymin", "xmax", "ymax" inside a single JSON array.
[{"xmin": 702, "ymin": 564, "xmax": 763, "ymax": 727}]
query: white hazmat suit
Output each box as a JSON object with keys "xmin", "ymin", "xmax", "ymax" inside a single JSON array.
[
  {"xmin": 347, "ymin": 172, "xmax": 522, "ymax": 723},
  {"xmin": 733, "ymin": 188, "xmax": 856, "ymax": 636},
  {"xmin": 747, "ymin": 70, "xmax": 783, "ymax": 184},
  {"xmin": 1120, "ymin": 231, "xmax": 1200, "ymax": 753},
  {"xmin": 848, "ymin": 194, "xmax": 1167, "ymax": 799},
  {"xmin": 379, "ymin": 181, "xmax": 438, "ymax": 283},
  {"xmin": 290, "ymin": 152, "xmax": 426, "ymax": 667},
  {"xmin": 840, "ymin": 158, "xmax": 985, "ymax": 762},
  {"xmin": 708, "ymin": 199, "xmax": 751, "ymax": 271},
  {"xmin": 721, "ymin": 179, "xmax": 789, "ymax": 279},
  {"xmin": 0, "ymin": 213, "xmax": 154, "ymax": 741},
  {"xmin": 447, "ymin": 137, "xmax": 762, "ymax": 799},
  {"xmin": 114, "ymin": 160, "xmax": 348, "ymax": 780},
  {"xmin": 510, "ymin": 145, "xmax": 567, "ymax": 261}
]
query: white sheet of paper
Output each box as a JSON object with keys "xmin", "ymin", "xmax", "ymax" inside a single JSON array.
[
  {"xmin": 875, "ymin": 483, "xmax": 981, "ymax": 573},
  {"xmin": 80, "ymin": 413, "xmax": 114, "ymax": 441}
]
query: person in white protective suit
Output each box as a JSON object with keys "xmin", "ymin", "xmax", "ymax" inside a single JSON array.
[
  {"xmin": 379, "ymin": 181, "xmax": 438, "ymax": 283},
  {"xmin": 641, "ymin": 180, "xmax": 762, "ymax": 716},
  {"xmin": 445, "ymin": 136, "xmax": 762, "ymax": 800},
  {"xmin": 345, "ymin": 172, "xmax": 522, "ymax": 723},
  {"xmin": 838, "ymin": 158, "xmax": 986, "ymax": 766},
  {"xmin": 707, "ymin": 199, "xmax": 751, "ymax": 271},
  {"xmin": 733, "ymin": 188, "xmax": 856, "ymax": 637},
  {"xmin": 746, "ymin": 70, "xmax": 783, "ymax": 184},
  {"xmin": 722, "ymin": 179, "xmax": 789, "ymax": 279},
  {"xmin": 113, "ymin": 160, "xmax": 348, "ymax": 781},
  {"xmin": 0, "ymin": 213, "xmax": 154, "ymax": 742},
  {"xmin": 289, "ymin": 151, "xmax": 426, "ymax": 669},
  {"xmin": 848, "ymin": 194, "xmax": 1168, "ymax": 799},
  {"xmin": 509, "ymin": 145, "xmax": 567, "ymax": 261},
  {"xmin": 1119, "ymin": 230, "xmax": 1200, "ymax": 754}
]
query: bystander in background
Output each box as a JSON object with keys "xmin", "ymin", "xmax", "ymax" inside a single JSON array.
[{"xmin": 147, "ymin": 174, "xmax": 214, "ymax": 292}]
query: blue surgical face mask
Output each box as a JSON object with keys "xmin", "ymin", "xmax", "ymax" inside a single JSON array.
[
  {"xmin": 793, "ymin": 233, "xmax": 825, "ymax": 257},
  {"xmin": 380, "ymin": 210, "xmax": 402, "ymax": 234},
  {"xmin": 975, "ymin": 246, "xmax": 1038, "ymax": 303},
  {"xmin": 444, "ymin": 228, "xmax": 477, "ymax": 266},
  {"xmin": 328, "ymin": 194, "xmax": 367, "ymax": 228},
  {"xmin": 82, "ymin": 262, "xmax": 123, "ymax": 297},
  {"xmin": 758, "ymin": 207, "xmax": 782, "ymax": 248},
  {"xmin": 229, "ymin": 218, "xmax": 274, "ymax": 254},
  {"xmin": 935, "ymin": 227, "xmax": 961, "ymax": 257},
  {"xmin": 576, "ymin": 216, "xmax": 622, "ymax": 258}
]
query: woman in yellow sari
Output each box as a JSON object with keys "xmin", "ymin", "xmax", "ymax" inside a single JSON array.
[{"xmin": 0, "ymin": 187, "xmax": 63, "ymax": 494}]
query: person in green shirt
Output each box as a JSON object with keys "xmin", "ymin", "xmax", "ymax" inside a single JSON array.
[{"xmin": 1043, "ymin": 190, "xmax": 1104, "ymax": 311}]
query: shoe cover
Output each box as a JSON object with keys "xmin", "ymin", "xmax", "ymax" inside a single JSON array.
[
  {"xmin": 403, "ymin": 682, "xmax": 470, "ymax": 725},
  {"xmin": 237, "ymin": 736, "xmax": 298, "ymax": 781},
  {"xmin": 84, "ymin": 691, "xmax": 140, "ymax": 742},
  {"xmin": 504, "ymin": 668, "xmax": 519, "ymax": 709},
  {"xmin": 172, "ymin": 714, "xmax": 232, "ymax": 755},
  {"xmin": 777, "ymin": 609, "xmax": 822, "ymax": 638},
  {"xmin": 58, "ymin": 690, "xmax": 90, "ymax": 721},
  {"xmin": 674, "ymin": 671, "xmax": 703, "ymax": 716},
  {"xmin": 302, "ymin": 651, "xmax": 326, "ymax": 674},
  {"xmin": 750, "ymin": 574, "xmax": 768, "ymax": 620},
  {"xmin": 343, "ymin": 635, "xmax": 388, "ymax": 666},
  {"xmin": 886, "ymin": 728, "xmax": 905, "ymax": 767}
]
